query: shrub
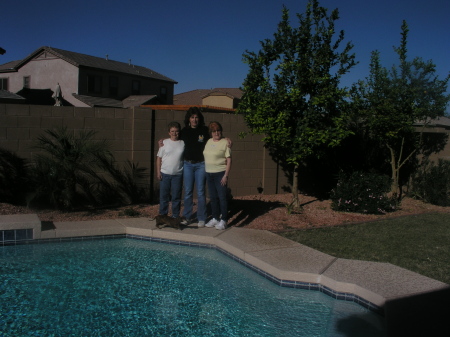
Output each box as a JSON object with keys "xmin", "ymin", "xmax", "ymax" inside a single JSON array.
[
  {"xmin": 29, "ymin": 127, "xmax": 150, "ymax": 210},
  {"xmin": 118, "ymin": 208, "xmax": 141, "ymax": 217},
  {"xmin": 98, "ymin": 159, "xmax": 149, "ymax": 205},
  {"xmin": 0, "ymin": 147, "xmax": 31, "ymax": 205},
  {"xmin": 331, "ymin": 171, "xmax": 397, "ymax": 214},
  {"xmin": 31, "ymin": 127, "xmax": 114, "ymax": 210},
  {"xmin": 411, "ymin": 159, "xmax": 450, "ymax": 206}
]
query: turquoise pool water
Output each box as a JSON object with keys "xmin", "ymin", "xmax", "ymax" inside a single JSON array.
[{"xmin": 0, "ymin": 239, "xmax": 386, "ymax": 336}]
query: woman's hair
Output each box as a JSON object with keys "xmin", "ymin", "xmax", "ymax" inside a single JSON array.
[
  {"xmin": 184, "ymin": 107, "xmax": 205, "ymax": 127},
  {"xmin": 167, "ymin": 121, "xmax": 181, "ymax": 132},
  {"xmin": 208, "ymin": 121, "xmax": 223, "ymax": 135}
]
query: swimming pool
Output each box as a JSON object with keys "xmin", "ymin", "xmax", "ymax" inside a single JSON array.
[{"xmin": 1, "ymin": 239, "xmax": 386, "ymax": 336}]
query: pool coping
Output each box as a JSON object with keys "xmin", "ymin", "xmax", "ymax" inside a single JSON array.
[{"xmin": 1, "ymin": 214, "xmax": 449, "ymax": 332}]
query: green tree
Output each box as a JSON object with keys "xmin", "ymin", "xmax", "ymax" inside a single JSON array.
[
  {"xmin": 32, "ymin": 127, "xmax": 113, "ymax": 209},
  {"xmin": 238, "ymin": 0, "xmax": 356, "ymax": 207},
  {"xmin": 352, "ymin": 21, "xmax": 450, "ymax": 197}
]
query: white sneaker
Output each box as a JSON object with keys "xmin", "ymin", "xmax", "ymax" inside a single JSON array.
[
  {"xmin": 197, "ymin": 221, "xmax": 205, "ymax": 228},
  {"xmin": 205, "ymin": 218, "xmax": 218, "ymax": 228},
  {"xmin": 215, "ymin": 220, "xmax": 227, "ymax": 230},
  {"xmin": 181, "ymin": 218, "xmax": 190, "ymax": 225}
]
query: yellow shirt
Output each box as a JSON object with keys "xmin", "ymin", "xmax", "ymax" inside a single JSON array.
[{"xmin": 203, "ymin": 138, "xmax": 231, "ymax": 173}]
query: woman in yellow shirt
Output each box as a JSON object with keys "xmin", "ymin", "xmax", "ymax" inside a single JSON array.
[{"xmin": 203, "ymin": 122, "xmax": 231, "ymax": 230}]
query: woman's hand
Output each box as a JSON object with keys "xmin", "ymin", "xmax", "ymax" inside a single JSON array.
[
  {"xmin": 157, "ymin": 172, "xmax": 162, "ymax": 181},
  {"xmin": 220, "ymin": 175, "xmax": 228, "ymax": 186},
  {"xmin": 225, "ymin": 137, "xmax": 232, "ymax": 148},
  {"xmin": 222, "ymin": 158, "xmax": 231, "ymax": 186}
]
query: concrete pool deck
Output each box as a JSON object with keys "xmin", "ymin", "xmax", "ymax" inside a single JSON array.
[{"xmin": 1, "ymin": 213, "xmax": 449, "ymax": 336}]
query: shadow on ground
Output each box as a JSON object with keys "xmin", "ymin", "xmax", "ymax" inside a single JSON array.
[
  {"xmin": 226, "ymin": 197, "xmax": 320, "ymax": 228},
  {"xmin": 226, "ymin": 198, "xmax": 285, "ymax": 227}
]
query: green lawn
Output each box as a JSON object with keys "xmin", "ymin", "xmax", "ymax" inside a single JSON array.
[{"xmin": 279, "ymin": 212, "xmax": 450, "ymax": 284}]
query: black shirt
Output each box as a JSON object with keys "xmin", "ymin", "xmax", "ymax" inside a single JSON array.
[{"xmin": 180, "ymin": 126, "xmax": 210, "ymax": 162}]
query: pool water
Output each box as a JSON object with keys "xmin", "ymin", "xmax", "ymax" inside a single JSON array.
[{"xmin": 0, "ymin": 239, "xmax": 386, "ymax": 336}]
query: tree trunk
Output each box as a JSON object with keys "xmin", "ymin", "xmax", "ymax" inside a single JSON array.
[
  {"xmin": 388, "ymin": 138, "xmax": 417, "ymax": 200},
  {"xmin": 388, "ymin": 145, "xmax": 400, "ymax": 198},
  {"xmin": 291, "ymin": 164, "xmax": 300, "ymax": 209}
]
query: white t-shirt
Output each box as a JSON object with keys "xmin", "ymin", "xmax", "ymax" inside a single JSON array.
[{"xmin": 157, "ymin": 139, "xmax": 185, "ymax": 175}]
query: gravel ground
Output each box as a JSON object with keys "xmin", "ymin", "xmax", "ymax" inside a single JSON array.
[{"xmin": 2, "ymin": 194, "xmax": 449, "ymax": 232}]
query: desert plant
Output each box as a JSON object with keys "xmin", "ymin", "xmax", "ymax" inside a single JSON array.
[
  {"xmin": 331, "ymin": 171, "xmax": 397, "ymax": 214},
  {"xmin": 98, "ymin": 158, "xmax": 149, "ymax": 204},
  {"xmin": 0, "ymin": 147, "xmax": 31, "ymax": 204},
  {"xmin": 410, "ymin": 159, "xmax": 450, "ymax": 206},
  {"xmin": 31, "ymin": 127, "xmax": 113, "ymax": 210}
]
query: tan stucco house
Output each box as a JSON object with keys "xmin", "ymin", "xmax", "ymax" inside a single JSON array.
[
  {"xmin": 0, "ymin": 46, "xmax": 177, "ymax": 108},
  {"xmin": 173, "ymin": 88, "xmax": 243, "ymax": 109}
]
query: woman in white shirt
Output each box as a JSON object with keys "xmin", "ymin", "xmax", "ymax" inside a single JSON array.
[{"xmin": 156, "ymin": 122, "xmax": 185, "ymax": 218}]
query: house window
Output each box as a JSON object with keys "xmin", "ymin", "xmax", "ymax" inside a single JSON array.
[
  {"xmin": 109, "ymin": 76, "xmax": 118, "ymax": 97},
  {"xmin": 160, "ymin": 86, "xmax": 167, "ymax": 103},
  {"xmin": 131, "ymin": 80, "xmax": 140, "ymax": 95},
  {"xmin": 87, "ymin": 75, "xmax": 102, "ymax": 94},
  {"xmin": 23, "ymin": 76, "xmax": 30, "ymax": 89},
  {"xmin": 0, "ymin": 78, "xmax": 8, "ymax": 90}
]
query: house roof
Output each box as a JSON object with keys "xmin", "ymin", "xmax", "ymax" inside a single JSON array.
[
  {"xmin": 0, "ymin": 60, "xmax": 21, "ymax": 72},
  {"xmin": 203, "ymin": 88, "xmax": 244, "ymax": 99},
  {"xmin": 174, "ymin": 88, "xmax": 243, "ymax": 105},
  {"xmin": 72, "ymin": 94, "xmax": 124, "ymax": 108},
  {"xmin": 122, "ymin": 95, "xmax": 157, "ymax": 108},
  {"xmin": 414, "ymin": 116, "xmax": 450, "ymax": 129},
  {"xmin": 144, "ymin": 104, "xmax": 236, "ymax": 113},
  {"xmin": 73, "ymin": 93, "xmax": 158, "ymax": 108},
  {"xmin": 0, "ymin": 90, "xmax": 25, "ymax": 100},
  {"xmin": 0, "ymin": 46, "xmax": 177, "ymax": 83}
]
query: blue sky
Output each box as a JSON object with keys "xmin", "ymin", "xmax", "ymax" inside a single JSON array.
[{"xmin": 2, "ymin": 0, "xmax": 449, "ymax": 96}]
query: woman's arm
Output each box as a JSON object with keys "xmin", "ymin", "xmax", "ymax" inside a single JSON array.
[
  {"xmin": 221, "ymin": 157, "xmax": 231, "ymax": 186},
  {"xmin": 158, "ymin": 138, "xmax": 168, "ymax": 148},
  {"xmin": 225, "ymin": 137, "xmax": 232, "ymax": 148},
  {"xmin": 156, "ymin": 156, "xmax": 162, "ymax": 180}
]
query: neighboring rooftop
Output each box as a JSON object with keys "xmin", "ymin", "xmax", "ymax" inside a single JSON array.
[
  {"xmin": 1, "ymin": 46, "xmax": 177, "ymax": 83},
  {"xmin": 72, "ymin": 94, "xmax": 124, "ymax": 108},
  {"xmin": 174, "ymin": 88, "xmax": 243, "ymax": 105},
  {"xmin": 122, "ymin": 95, "xmax": 158, "ymax": 108},
  {"xmin": 0, "ymin": 90, "xmax": 25, "ymax": 100},
  {"xmin": 414, "ymin": 116, "xmax": 450, "ymax": 129},
  {"xmin": 0, "ymin": 60, "xmax": 21, "ymax": 72}
]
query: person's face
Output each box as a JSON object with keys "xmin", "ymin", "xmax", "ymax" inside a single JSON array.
[
  {"xmin": 189, "ymin": 114, "xmax": 199, "ymax": 128},
  {"xmin": 211, "ymin": 129, "xmax": 222, "ymax": 141},
  {"xmin": 168, "ymin": 127, "xmax": 179, "ymax": 141}
]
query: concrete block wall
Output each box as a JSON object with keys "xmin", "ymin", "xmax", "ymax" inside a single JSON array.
[
  {"xmin": 0, "ymin": 104, "xmax": 290, "ymax": 203},
  {"xmin": 0, "ymin": 104, "xmax": 135, "ymax": 164}
]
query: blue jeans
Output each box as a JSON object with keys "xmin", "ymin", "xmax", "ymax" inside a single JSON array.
[
  {"xmin": 183, "ymin": 161, "xmax": 206, "ymax": 221},
  {"xmin": 159, "ymin": 173, "xmax": 183, "ymax": 217},
  {"xmin": 206, "ymin": 171, "xmax": 228, "ymax": 222}
]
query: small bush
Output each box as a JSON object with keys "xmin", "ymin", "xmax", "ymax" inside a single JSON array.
[
  {"xmin": 411, "ymin": 159, "xmax": 450, "ymax": 206},
  {"xmin": 118, "ymin": 208, "xmax": 141, "ymax": 217},
  {"xmin": 0, "ymin": 147, "xmax": 31, "ymax": 205},
  {"xmin": 331, "ymin": 171, "xmax": 397, "ymax": 214},
  {"xmin": 99, "ymin": 159, "xmax": 149, "ymax": 205}
]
